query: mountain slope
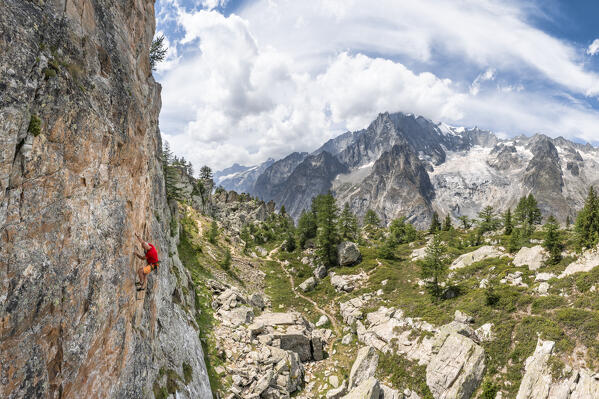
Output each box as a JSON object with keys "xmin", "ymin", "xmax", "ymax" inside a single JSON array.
[{"xmin": 219, "ymin": 112, "xmax": 599, "ymax": 226}]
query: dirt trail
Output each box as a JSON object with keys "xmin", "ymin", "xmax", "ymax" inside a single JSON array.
[{"xmin": 266, "ymin": 248, "xmax": 341, "ymax": 342}]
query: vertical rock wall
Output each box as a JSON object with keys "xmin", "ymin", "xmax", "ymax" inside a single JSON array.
[{"xmin": 0, "ymin": 0, "xmax": 211, "ymax": 398}]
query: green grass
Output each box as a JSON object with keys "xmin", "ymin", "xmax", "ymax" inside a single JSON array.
[
  {"xmin": 377, "ymin": 352, "xmax": 433, "ymax": 399},
  {"xmin": 27, "ymin": 114, "xmax": 41, "ymax": 136}
]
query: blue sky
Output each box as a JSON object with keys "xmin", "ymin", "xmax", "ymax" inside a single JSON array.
[{"xmin": 154, "ymin": 0, "xmax": 599, "ymax": 171}]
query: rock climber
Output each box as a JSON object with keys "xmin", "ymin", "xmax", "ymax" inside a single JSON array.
[{"xmin": 133, "ymin": 232, "xmax": 159, "ymax": 291}]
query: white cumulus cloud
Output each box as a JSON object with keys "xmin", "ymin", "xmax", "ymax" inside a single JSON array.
[{"xmin": 588, "ymin": 39, "xmax": 599, "ymax": 56}]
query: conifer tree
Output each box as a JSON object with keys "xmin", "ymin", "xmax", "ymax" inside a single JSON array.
[
  {"xmin": 478, "ymin": 206, "xmax": 499, "ymax": 233},
  {"xmin": 443, "ymin": 214, "xmax": 453, "ymax": 231},
  {"xmin": 297, "ymin": 210, "xmax": 317, "ymax": 248},
  {"xmin": 503, "ymin": 208, "xmax": 513, "ymax": 236},
  {"xmin": 363, "ymin": 209, "xmax": 381, "ymax": 227},
  {"xmin": 458, "ymin": 215, "xmax": 472, "ymax": 229},
  {"xmin": 315, "ymin": 193, "xmax": 339, "ymax": 266},
  {"xmin": 284, "ymin": 229, "xmax": 296, "ymax": 252},
  {"xmin": 389, "ymin": 217, "xmax": 418, "ymax": 244},
  {"xmin": 429, "ymin": 212, "xmax": 441, "ymax": 234},
  {"xmin": 543, "ymin": 215, "xmax": 562, "ymax": 265},
  {"xmin": 508, "ymin": 228, "xmax": 521, "ymax": 253},
  {"xmin": 575, "ymin": 186, "xmax": 599, "ymax": 250},
  {"xmin": 162, "ymin": 141, "xmax": 184, "ymax": 201},
  {"xmin": 566, "ymin": 215, "xmax": 571, "ymax": 229},
  {"xmin": 339, "ymin": 203, "xmax": 359, "ymax": 241},
  {"xmin": 420, "ymin": 234, "xmax": 447, "ymax": 298},
  {"xmin": 207, "ymin": 220, "xmax": 218, "ymax": 244},
  {"xmin": 220, "ymin": 248, "xmax": 231, "ymax": 270}
]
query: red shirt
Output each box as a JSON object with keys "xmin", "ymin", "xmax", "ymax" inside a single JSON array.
[{"xmin": 145, "ymin": 244, "xmax": 159, "ymax": 264}]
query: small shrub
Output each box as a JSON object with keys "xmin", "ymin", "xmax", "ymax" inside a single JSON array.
[
  {"xmin": 170, "ymin": 217, "xmax": 178, "ymax": 237},
  {"xmin": 221, "ymin": 249, "xmax": 231, "ymax": 271},
  {"xmin": 182, "ymin": 362, "xmax": 193, "ymax": 384},
  {"xmin": 27, "ymin": 114, "xmax": 41, "ymax": 136},
  {"xmin": 481, "ymin": 379, "xmax": 499, "ymax": 399},
  {"xmin": 485, "ymin": 284, "xmax": 500, "ymax": 306},
  {"xmin": 43, "ymin": 67, "xmax": 56, "ymax": 79}
]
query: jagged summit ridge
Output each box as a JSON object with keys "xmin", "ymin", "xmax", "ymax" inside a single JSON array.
[{"xmin": 216, "ymin": 111, "xmax": 599, "ymax": 226}]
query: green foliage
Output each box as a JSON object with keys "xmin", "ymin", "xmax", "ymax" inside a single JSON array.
[
  {"xmin": 220, "ymin": 249, "xmax": 231, "ymax": 270},
  {"xmin": 377, "ymin": 352, "xmax": 433, "ymax": 399},
  {"xmin": 170, "ymin": 216, "xmax": 178, "ymax": 237},
  {"xmin": 314, "ymin": 193, "xmax": 340, "ymax": 267},
  {"xmin": 283, "ymin": 229, "xmax": 296, "ymax": 252},
  {"xmin": 420, "ymin": 234, "xmax": 447, "ymax": 298},
  {"xmin": 478, "ymin": 206, "xmax": 499, "ymax": 233},
  {"xmin": 378, "ymin": 238, "xmax": 397, "ymax": 260},
  {"xmin": 485, "ymin": 283, "xmax": 500, "ymax": 306},
  {"xmin": 503, "ymin": 208, "xmax": 513, "ymax": 235},
  {"xmin": 182, "ymin": 362, "xmax": 193, "ymax": 385},
  {"xmin": 389, "ymin": 217, "xmax": 418, "ymax": 244},
  {"xmin": 27, "ymin": 114, "xmax": 41, "ymax": 136},
  {"xmin": 481, "ymin": 379, "xmax": 499, "ymax": 399},
  {"xmin": 442, "ymin": 214, "xmax": 453, "ymax": 231},
  {"xmin": 207, "ymin": 220, "xmax": 219, "ymax": 244},
  {"xmin": 363, "ymin": 209, "xmax": 381, "ymax": 227},
  {"xmin": 150, "ymin": 34, "xmax": 168, "ymax": 70},
  {"xmin": 515, "ymin": 194, "xmax": 542, "ymax": 236},
  {"xmin": 458, "ymin": 215, "xmax": 472, "ymax": 229},
  {"xmin": 508, "ymin": 228, "xmax": 522, "ymax": 253},
  {"xmin": 543, "ymin": 215, "xmax": 563, "ymax": 265},
  {"xmin": 429, "ymin": 212, "xmax": 441, "ymax": 234},
  {"xmin": 162, "ymin": 141, "xmax": 185, "ymax": 201},
  {"xmin": 575, "ymin": 186, "xmax": 599, "ymax": 250},
  {"xmin": 338, "ymin": 203, "xmax": 359, "ymax": 241},
  {"xmin": 297, "ymin": 209, "xmax": 317, "ymax": 248}
]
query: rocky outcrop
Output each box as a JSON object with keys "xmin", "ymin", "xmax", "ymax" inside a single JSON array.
[
  {"xmin": 450, "ymin": 246, "xmax": 506, "ymax": 269},
  {"xmin": 0, "ymin": 1, "xmax": 210, "ymax": 398},
  {"xmin": 559, "ymin": 245, "xmax": 599, "ymax": 278},
  {"xmin": 348, "ymin": 346, "xmax": 379, "ymax": 389},
  {"xmin": 426, "ymin": 332, "xmax": 485, "ymax": 399},
  {"xmin": 299, "ymin": 276, "xmax": 317, "ymax": 292},
  {"xmin": 331, "ymin": 271, "xmax": 368, "ymax": 292},
  {"xmin": 342, "ymin": 377, "xmax": 380, "ymax": 399},
  {"xmin": 513, "ymin": 245, "xmax": 547, "ymax": 271},
  {"xmin": 516, "ymin": 339, "xmax": 599, "ymax": 399},
  {"xmin": 338, "ymin": 241, "xmax": 362, "ymax": 266}
]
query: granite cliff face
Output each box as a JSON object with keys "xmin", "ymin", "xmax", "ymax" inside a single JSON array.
[
  {"xmin": 217, "ymin": 111, "xmax": 599, "ymax": 227},
  {"xmin": 0, "ymin": 1, "xmax": 210, "ymax": 398}
]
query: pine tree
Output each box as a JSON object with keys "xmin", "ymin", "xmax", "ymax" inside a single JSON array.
[
  {"xmin": 503, "ymin": 208, "xmax": 513, "ymax": 236},
  {"xmin": 378, "ymin": 237, "xmax": 396, "ymax": 260},
  {"xmin": 508, "ymin": 228, "xmax": 522, "ymax": 253},
  {"xmin": 315, "ymin": 193, "xmax": 340, "ymax": 267},
  {"xmin": 566, "ymin": 215, "xmax": 571, "ymax": 229},
  {"xmin": 207, "ymin": 220, "xmax": 218, "ymax": 244},
  {"xmin": 339, "ymin": 203, "xmax": 359, "ymax": 241},
  {"xmin": 478, "ymin": 206, "xmax": 498, "ymax": 233},
  {"xmin": 162, "ymin": 141, "xmax": 184, "ymax": 201},
  {"xmin": 220, "ymin": 249, "xmax": 231, "ymax": 271},
  {"xmin": 240, "ymin": 224, "xmax": 252, "ymax": 253},
  {"xmin": 284, "ymin": 229, "xmax": 296, "ymax": 252},
  {"xmin": 443, "ymin": 214, "xmax": 453, "ymax": 231},
  {"xmin": 575, "ymin": 186, "xmax": 599, "ymax": 250},
  {"xmin": 363, "ymin": 209, "xmax": 381, "ymax": 227},
  {"xmin": 543, "ymin": 215, "xmax": 562, "ymax": 265},
  {"xmin": 297, "ymin": 210, "xmax": 317, "ymax": 248},
  {"xmin": 389, "ymin": 217, "xmax": 418, "ymax": 244},
  {"xmin": 429, "ymin": 212, "xmax": 441, "ymax": 234},
  {"xmin": 458, "ymin": 215, "xmax": 472, "ymax": 229},
  {"xmin": 200, "ymin": 165, "xmax": 213, "ymax": 181},
  {"xmin": 420, "ymin": 234, "xmax": 448, "ymax": 298},
  {"xmin": 150, "ymin": 34, "xmax": 168, "ymax": 70}
]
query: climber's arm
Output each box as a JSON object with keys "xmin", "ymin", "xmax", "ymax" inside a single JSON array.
[{"xmin": 135, "ymin": 232, "xmax": 151, "ymax": 251}]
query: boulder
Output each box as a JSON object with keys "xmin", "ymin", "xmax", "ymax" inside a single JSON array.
[
  {"xmin": 314, "ymin": 264, "xmax": 328, "ymax": 279},
  {"xmin": 559, "ymin": 245, "xmax": 599, "ymax": 278},
  {"xmin": 474, "ymin": 323, "xmax": 494, "ymax": 342},
  {"xmin": 342, "ymin": 333, "xmax": 353, "ymax": 345},
  {"xmin": 331, "ymin": 271, "xmax": 368, "ymax": 292},
  {"xmin": 275, "ymin": 327, "xmax": 313, "ymax": 362},
  {"xmin": 535, "ymin": 282, "xmax": 550, "ymax": 296},
  {"xmin": 450, "ymin": 246, "xmax": 505, "ymax": 270},
  {"xmin": 349, "ymin": 346, "xmax": 379, "ymax": 389},
  {"xmin": 426, "ymin": 333, "xmax": 485, "ymax": 399},
  {"xmin": 312, "ymin": 335, "xmax": 324, "ymax": 361},
  {"xmin": 327, "ymin": 380, "xmax": 348, "ymax": 399},
  {"xmin": 513, "ymin": 245, "xmax": 547, "ymax": 271},
  {"xmin": 380, "ymin": 384, "xmax": 402, "ymax": 399},
  {"xmin": 338, "ymin": 242, "xmax": 362, "ymax": 266},
  {"xmin": 316, "ymin": 315, "xmax": 329, "ymax": 328},
  {"xmin": 342, "ymin": 377, "xmax": 380, "ymax": 399},
  {"xmin": 249, "ymin": 293, "xmax": 265, "ymax": 309},
  {"xmin": 299, "ymin": 277, "xmax": 317, "ymax": 292},
  {"xmin": 535, "ymin": 272, "xmax": 555, "ymax": 282},
  {"xmin": 218, "ymin": 306, "xmax": 254, "ymax": 327},
  {"xmin": 454, "ymin": 310, "xmax": 474, "ymax": 324}
]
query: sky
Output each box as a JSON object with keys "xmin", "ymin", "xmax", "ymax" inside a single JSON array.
[{"xmin": 154, "ymin": 0, "xmax": 599, "ymax": 172}]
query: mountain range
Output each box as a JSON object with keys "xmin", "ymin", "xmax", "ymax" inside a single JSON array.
[{"xmin": 215, "ymin": 112, "xmax": 599, "ymax": 227}]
